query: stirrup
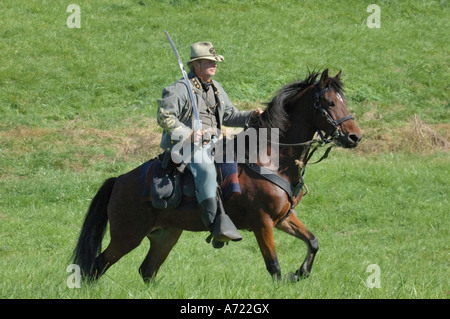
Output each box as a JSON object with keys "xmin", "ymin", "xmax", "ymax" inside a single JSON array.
[
  {"xmin": 212, "ymin": 211, "xmax": 242, "ymax": 242},
  {"xmin": 205, "ymin": 233, "xmax": 227, "ymax": 249}
]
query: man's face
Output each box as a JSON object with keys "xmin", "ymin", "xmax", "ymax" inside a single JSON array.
[{"xmin": 194, "ymin": 59, "xmax": 217, "ymax": 81}]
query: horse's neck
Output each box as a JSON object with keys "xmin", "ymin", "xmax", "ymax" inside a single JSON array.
[
  {"xmin": 276, "ymin": 124, "xmax": 316, "ymax": 184},
  {"xmin": 277, "ymin": 145, "xmax": 307, "ymax": 184},
  {"xmin": 242, "ymin": 121, "xmax": 315, "ymax": 185},
  {"xmin": 254, "ymin": 138, "xmax": 309, "ymax": 185},
  {"xmin": 255, "ymin": 88, "xmax": 317, "ymax": 185}
]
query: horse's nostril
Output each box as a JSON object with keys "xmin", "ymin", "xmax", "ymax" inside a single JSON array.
[{"xmin": 348, "ymin": 133, "xmax": 361, "ymax": 144}]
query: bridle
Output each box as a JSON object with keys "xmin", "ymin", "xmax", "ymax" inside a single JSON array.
[
  {"xmin": 273, "ymin": 83, "xmax": 354, "ymax": 149},
  {"xmin": 312, "ymin": 84, "xmax": 354, "ymax": 143}
]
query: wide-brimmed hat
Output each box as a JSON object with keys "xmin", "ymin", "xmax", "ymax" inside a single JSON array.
[{"xmin": 186, "ymin": 41, "xmax": 224, "ymax": 65}]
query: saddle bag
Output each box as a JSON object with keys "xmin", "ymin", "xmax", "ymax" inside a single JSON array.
[
  {"xmin": 150, "ymin": 152, "xmax": 196, "ymax": 209},
  {"xmin": 150, "ymin": 161, "xmax": 182, "ymax": 210}
]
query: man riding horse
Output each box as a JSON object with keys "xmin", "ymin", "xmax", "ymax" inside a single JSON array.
[{"xmin": 157, "ymin": 41, "xmax": 263, "ymax": 248}]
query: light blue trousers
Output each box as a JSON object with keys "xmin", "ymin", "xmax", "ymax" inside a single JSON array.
[{"xmin": 186, "ymin": 138, "xmax": 218, "ymax": 203}]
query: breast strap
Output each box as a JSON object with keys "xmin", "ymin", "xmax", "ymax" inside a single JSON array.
[{"xmin": 244, "ymin": 162, "xmax": 303, "ymax": 208}]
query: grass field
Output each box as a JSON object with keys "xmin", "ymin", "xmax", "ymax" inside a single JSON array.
[{"xmin": 0, "ymin": 0, "xmax": 449, "ymax": 299}]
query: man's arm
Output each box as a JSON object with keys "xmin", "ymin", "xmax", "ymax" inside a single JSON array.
[{"xmin": 157, "ymin": 82, "xmax": 193, "ymax": 141}]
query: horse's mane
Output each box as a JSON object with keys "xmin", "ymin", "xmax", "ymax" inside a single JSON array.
[{"xmin": 252, "ymin": 70, "xmax": 344, "ymax": 136}]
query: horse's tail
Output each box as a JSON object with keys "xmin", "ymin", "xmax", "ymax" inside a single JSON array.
[{"xmin": 72, "ymin": 177, "xmax": 117, "ymax": 281}]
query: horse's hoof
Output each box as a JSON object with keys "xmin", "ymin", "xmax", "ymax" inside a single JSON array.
[
  {"xmin": 296, "ymin": 268, "xmax": 311, "ymax": 279},
  {"xmin": 283, "ymin": 272, "xmax": 299, "ymax": 283}
]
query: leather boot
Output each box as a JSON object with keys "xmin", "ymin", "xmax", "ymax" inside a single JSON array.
[
  {"xmin": 199, "ymin": 197, "xmax": 217, "ymax": 231},
  {"xmin": 213, "ymin": 192, "xmax": 242, "ymax": 243}
]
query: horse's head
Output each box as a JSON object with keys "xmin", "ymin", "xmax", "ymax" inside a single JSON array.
[
  {"xmin": 311, "ymin": 69, "xmax": 362, "ymax": 148},
  {"xmin": 255, "ymin": 69, "xmax": 362, "ymax": 149}
]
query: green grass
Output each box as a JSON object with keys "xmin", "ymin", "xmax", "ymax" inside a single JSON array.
[
  {"xmin": 0, "ymin": 152, "xmax": 448, "ymax": 298},
  {"xmin": 0, "ymin": 0, "xmax": 449, "ymax": 299},
  {"xmin": 1, "ymin": 0, "xmax": 448, "ymax": 128}
]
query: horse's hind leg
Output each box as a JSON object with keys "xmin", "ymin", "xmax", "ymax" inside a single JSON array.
[
  {"xmin": 276, "ymin": 210, "xmax": 319, "ymax": 280},
  {"xmin": 96, "ymin": 229, "xmax": 146, "ymax": 279},
  {"xmin": 139, "ymin": 227, "xmax": 183, "ymax": 283}
]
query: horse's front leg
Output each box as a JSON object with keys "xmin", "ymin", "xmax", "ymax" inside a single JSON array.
[
  {"xmin": 253, "ymin": 224, "xmax": 281, "ymax": 280},
  {"xmin": 276, "ymin": 210, "xmax": 319, "ymax": 280}
]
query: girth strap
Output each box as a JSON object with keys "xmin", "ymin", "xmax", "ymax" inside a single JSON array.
[{"xmin": 245, "ymin": 162, "xmax": 303, "ymax": 208}]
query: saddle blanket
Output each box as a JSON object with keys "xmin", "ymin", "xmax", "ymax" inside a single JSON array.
[{"xmin": 140, "ymin": 158, "xmax": 241, "ymax": 204}]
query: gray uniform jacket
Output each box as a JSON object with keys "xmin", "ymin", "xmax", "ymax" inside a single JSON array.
[{"xmin": 157, "ymin": 72, "xmax": 253, "ymax": 151}]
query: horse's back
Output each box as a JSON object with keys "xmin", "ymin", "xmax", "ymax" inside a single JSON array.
[{"xmin": 107, "ymin": 160, "xmax": 205, "ymax": 232}]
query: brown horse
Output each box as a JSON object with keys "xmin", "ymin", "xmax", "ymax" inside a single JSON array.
[{"xmin": 72, "ymin": 69, "xmax": 362, "ymax": 283}]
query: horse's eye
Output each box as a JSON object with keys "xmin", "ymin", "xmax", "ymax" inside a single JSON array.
[{"xmin": 329, "ymin": 101, "xmax": 335, "ymax": 107}]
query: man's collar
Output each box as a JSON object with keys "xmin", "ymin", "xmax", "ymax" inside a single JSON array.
[
  {"xmin": 189, "ymin": 70, "xmax": 213, "ymax": 91},
  {"xmin": 188, "ymin": 70, "xmax": 218, "ymax": 94}
]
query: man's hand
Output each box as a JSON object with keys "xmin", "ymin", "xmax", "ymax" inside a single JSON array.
[
  {"xmin": 192, "ymin": 130, "xmax": 204, "ymax": 144},
  {"xmin": 192, "ymin": 130, "xmax": 212, "ymax": 145},
  {"xmin": 251, "ymin": 107, "xmax": 263, "ymax": 119}
]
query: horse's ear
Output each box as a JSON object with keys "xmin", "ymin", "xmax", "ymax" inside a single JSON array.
[
  {"xmin": 319, "ymin": 69, "xmax": 329, "ymax": 88},
  {"xmin": 335, "ymin": 70, "xmax": 342, "ymax": 81}
]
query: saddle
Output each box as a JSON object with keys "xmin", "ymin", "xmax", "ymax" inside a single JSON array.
[{"xmin": 140, "ymin": 152, "xmax": 241, "ymax": 210}]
